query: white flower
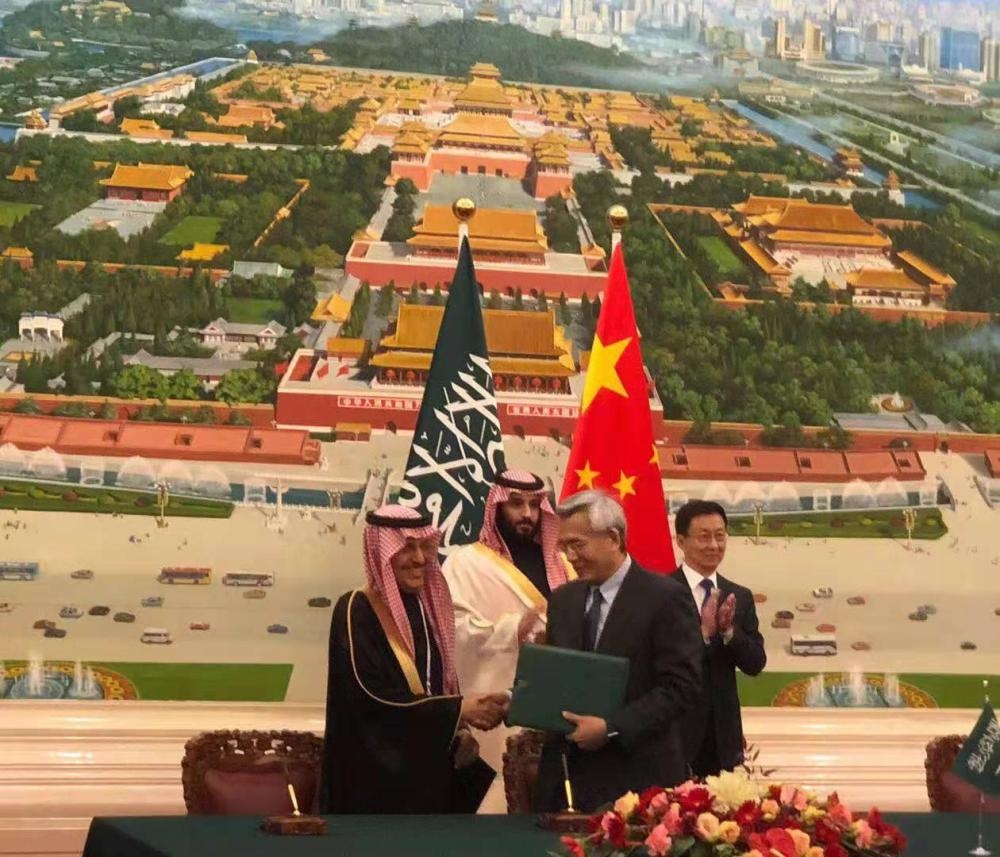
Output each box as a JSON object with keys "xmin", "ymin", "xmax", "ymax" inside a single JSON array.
[{"xmin": 704, "ymin": 769, "xmax": 764, "ymax": 812}]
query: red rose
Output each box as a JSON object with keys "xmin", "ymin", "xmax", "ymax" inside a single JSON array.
[
  {"xmin": 749, "ymin": 829, "xmax": 798, "ymax": 857},
  {"xmin": 677, "ymin": 787, "xmax": 713, "ymax": 815},
  {"xmin": 601, "ymin": 811, "xmax": 627, "ymax": 849},
  {"xmin": 768, "ymin": 784, "xmax": 783, "ymax": 800},
  {"xmin": 560, "ymin": 835, "xmax": 586, "ymax": 857},
  {"xmin": 824, "ymin": 842, "xmax": 848, "ymax": 857},
  {"xmin": 813, "ymin": 819, "xmax": 841, "ymax": 846},
  {"xmin": 637, "ymin": 785, "xmax": 664, "ymax": 819},
  {"xmin": 734, "ymin": 800, "xmax": 762, "ymax": 828}
]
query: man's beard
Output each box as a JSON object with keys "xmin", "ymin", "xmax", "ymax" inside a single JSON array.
[{"xmin": 497, "ymin": 509, "xmax": 540, "ymax": 546}]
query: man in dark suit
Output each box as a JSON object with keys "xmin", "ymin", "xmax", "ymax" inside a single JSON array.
[
  {"xmin": 533, "ymin": 490, "xmax": 702, "ymax": 813},
  {"xmin": 670, "ymin": 500, "xmax": 766, "ymax": 778}
]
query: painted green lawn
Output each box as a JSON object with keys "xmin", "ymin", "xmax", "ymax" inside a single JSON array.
[
  {"xmin": 160, "ymin": 216, "xmax": 223, "ymax": 247},
  {"xmin": 739, "ymin": 672, "xmax": 1000, "ymax": 709},
  {"xmin": 696, "ymin": 235, "xmax": 747, "ymax": 277},
  {"xmin": 88, "ymin": 662, "xmax": 292, "ymax": 701},
  {"xmin": 226, "ymin": 297, "xmax": 285, "ymax": 324},
  {"xmin": 0, "ymin": 201, "xmax": 39, "ymax": 226},
  {"xmin": 0, "ymin": 479, "xmax": 233, "ymax": 518},
  {"xmin": 728, "ymin": 508, "xmax": 946, "ymax": 540}
]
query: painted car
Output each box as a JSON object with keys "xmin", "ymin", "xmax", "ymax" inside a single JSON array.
[
  {"xmin": 307, "ymin": 597, "xmax": 332, "ymax": 608},
  {"xmin": 141, "ymin": 596, "xmax": 164, "ymax": 608},
  {"xmin": 59, "ymin": 606, "xmax": 83, "ymax": 619},
  {"xmin": 44, "ymin": 627, "xmax": 67, "ymax": 638},
  {"xmin": 88, "ymin": 606, "xmax": 111, "ymax": 616},
  {"xmin": 812, "ymin": 587, "xmax": 833, "ymax": 599},
  {"xmin": 190, "ymin": 622, "xmax": 210, "ymax": 631},
  {"xmin": 70, "ymin": 569, "xmax": 95, "ymax": 580},
  {"xmin": 113, "ymin": 612, "xmax": 136, "ymax": 623},
  {"xmin": 243, "ymin": 589, "xmax": 266, "ymax": 600},
  {"xmin": 267, "ymin": 624, "xmax": 289, "ymax": 634}
]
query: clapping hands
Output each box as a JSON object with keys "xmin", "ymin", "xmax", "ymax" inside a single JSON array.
[
  {"xmin": 701, "ymin": 589, "xmax": 737, "ymax": 642},
  {"xmin": 460, "ymin": 692, "xmax": 509, "ymax": 731}
]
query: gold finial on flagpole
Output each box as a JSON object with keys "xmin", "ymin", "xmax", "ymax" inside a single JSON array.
[
  {"xmin": 453, "ymin": 197, "xmax": 476, "ymax": 241},
  {"xmin": 984, "ymin": 679, "xmax": 990, "ymax": 705},
  {"xmin": 607, "ymin": 204, "xmax": 628, "ymax": 251}
]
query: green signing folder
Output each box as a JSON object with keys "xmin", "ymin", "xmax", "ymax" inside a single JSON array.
[{"xmin": 508, "ymin": 643, "xmax": 630, "ymax": 733}]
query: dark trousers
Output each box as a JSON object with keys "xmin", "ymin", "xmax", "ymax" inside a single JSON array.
[{"xmin": 690, "ymin": 721, "xmax": 722, "ymax": 779}]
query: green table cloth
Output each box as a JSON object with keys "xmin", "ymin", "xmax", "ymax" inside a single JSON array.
[{"xmin": 82, "ymin": 812, "xmax": 1000, "ymax": 857}]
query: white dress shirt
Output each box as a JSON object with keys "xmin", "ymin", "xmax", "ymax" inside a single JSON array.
[{"xmin": 681, "ymin": 563, "xmax": 718, "ymax": 613}]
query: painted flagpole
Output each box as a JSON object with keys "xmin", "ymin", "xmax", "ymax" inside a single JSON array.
[
  {"xmin": 970, "ymin": 678, "xmax": 991, "ymax": 857},
  {"xmin": 453, "ymin": 197, "xmax": 476, "ymax": 242},
  {"xmin": 607, "ymin": 204, "xmax": 628, "ymax": 251}
]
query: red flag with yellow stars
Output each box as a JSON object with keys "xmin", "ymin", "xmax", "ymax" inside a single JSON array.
[{"xmin": 559, "ymin": 243, "xmax": 675, "ymax": 571}]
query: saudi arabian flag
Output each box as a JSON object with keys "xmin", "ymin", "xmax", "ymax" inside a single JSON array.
[
  {"xmin": 952, "ymin": 702, "xmax": 1000, "ymax": 795},
  {"xmin": 398, "ymin": 236, "xmax": 505, "ymax": 554}
]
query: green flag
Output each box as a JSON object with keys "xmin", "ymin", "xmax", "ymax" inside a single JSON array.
[
  {"xmin": 398, "ymin": 236, "xmax": 505, "ymax": 553},
  {"xmin": 952, "ymin": 702, "xmax": 1000, "ymax": 795}
]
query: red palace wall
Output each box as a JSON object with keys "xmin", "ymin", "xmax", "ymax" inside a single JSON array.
[
  {"xmin": 390, "ymin": 160, "xmax": 433, "ymax": 190},
  {"xmin": 106, "ymin": 187, "xmax": 176, "ymax": 203},
  {"xmin": 276, "ymin": 389, "xmax": 663, "ymax": 440},
  {"xmin": 346, "ymin": 244, "xmax": 606, "ymax": 298},
  {"xmin": 428, "ymin": 151, "xmax": 530, "ymax": 180},
  {"xmin": 532, "ymin": 171, "xmax": 573, "ymax": 200}
]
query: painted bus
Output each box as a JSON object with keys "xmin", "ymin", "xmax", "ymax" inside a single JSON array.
[
  {"xmin": 222, "ymin": 572, "xmax": 275, "ymax": 587},
  {"xmin": 790, "ymin": 633, "xmax": 837, "ymax": 656},
  {"xmin": 0, "ymin": 561, "xmax": 39, "ymax": 581},
  {"xmin": 157, "ymin": 567, "xmax": 212, "ymax": 585}
]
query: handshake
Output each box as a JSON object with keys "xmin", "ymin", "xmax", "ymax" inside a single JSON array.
[{"xmin": 459, "ymin": 692, "xmax": 510, "ymax": 731}]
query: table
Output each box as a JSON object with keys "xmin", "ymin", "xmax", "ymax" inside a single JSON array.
[{"xmin": 82, "ymin": 812, "xmax": 1000, "ymax": 857}]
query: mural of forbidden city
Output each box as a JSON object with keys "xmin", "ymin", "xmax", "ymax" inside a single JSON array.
[{"xmin": 0, "ymin": 0, "xmax": 998, "ymax": 709}]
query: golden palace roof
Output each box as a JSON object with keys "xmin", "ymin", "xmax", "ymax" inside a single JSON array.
[
  {"xmin": 845, "ymin": 269, "xmax": 925, "ymax": 292},
  {"xmin": 767, "ymin": 229, "xmax": 890, "ymax": 249},
  {"xmin": 371, "ymin": 352, "xmax": 575, "ymax": 378},
  {"xmin": 100, "ymin": 162, "xmax": 193, "ymax": 191},
  {"xmin": 380, "ymin": 304, "xmax": 567, "ymax": 360},
  {"xmin": 453, "ymin": 76, "xmax": 513, "ymax": 112},
  {"xmin": 469, "ymin": 62, "xmax": 502, "ymax": 79},
  {"xmin": 736, "ymin": 195, "xmax": 885, "ymax": 237},
  {"xmin": 895, "ymin": 250, "xmax": 956, "ymax": 285},
  {"xmin": 435, "ymin": 113, "xmax": 525, "ymax": 149},
  {"xmin": 408, "ymin": 205, "xmax": 546, "ymax": 256}
]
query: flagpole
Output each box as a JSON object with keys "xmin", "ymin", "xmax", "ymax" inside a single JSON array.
[
  {"xmin": 453, "ymin": 197, "xmax": 476, "ymax": 243},
  {"xmin": 607, "ymin": 204, "xmax": 629, "ymax": 251},
  {"xmin": 970, "ymin": 679, "xmax": 991, "ymax": 857}
]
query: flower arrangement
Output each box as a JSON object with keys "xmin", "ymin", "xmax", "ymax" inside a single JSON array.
[{"xmin": 559, "ymin": 770, "xmax": 907, "ymax": 857}]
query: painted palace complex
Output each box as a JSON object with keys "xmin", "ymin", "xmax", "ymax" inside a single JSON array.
[
  {"xmin": 276, "ymin": 303, "xmax": 664, "ymax": 438},
  {"xmin": 660, "ymin": 195, "xmax": 956, "ymax": 309}
]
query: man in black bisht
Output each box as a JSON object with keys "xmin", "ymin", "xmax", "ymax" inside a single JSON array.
[{"xmin": 320, "ymin": 504, "xmax": 508, "ymax": 814}]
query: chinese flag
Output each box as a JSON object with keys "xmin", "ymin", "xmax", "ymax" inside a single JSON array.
[{"xmin": 559, "ymin": 243, "xmax": 675, "ymax": 571}]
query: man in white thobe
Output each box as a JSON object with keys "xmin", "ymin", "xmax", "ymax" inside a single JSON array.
[{"xmin": 443, "ymin": 469, "xmax": 574, "ymax": 813}]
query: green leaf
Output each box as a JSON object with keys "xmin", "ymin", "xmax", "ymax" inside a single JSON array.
[{"xmin": 670, "ymin": 835, "xmax": 696, "ymax": 856}]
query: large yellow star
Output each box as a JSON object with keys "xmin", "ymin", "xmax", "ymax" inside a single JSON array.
[
  {"xmin": 575, "ymin": 460, "xmax": 600, "ymax": 490},
  {"xmin": 581, "ymin": 334, "xmax": 632, "ymax": 413},
  {"xmin": 611, "ymin": 470, "xmax": 637, "ymax": 500}
]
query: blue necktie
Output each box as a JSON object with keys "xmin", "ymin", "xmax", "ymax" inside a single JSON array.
[
  {"xmin": 699, "ymin": 578, "xmax": 714, "ymax": 616},
  {"xmin": 583, "ymin": 588, "xmax": 604, "ymax": 651}
]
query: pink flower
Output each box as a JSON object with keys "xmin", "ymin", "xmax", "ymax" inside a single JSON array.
[
  {"xmin": 673, "ymin": 779, "xmax": 701, "ymax": 796},
  {"xmin": 780, "ymin": 784, "xmax": 809, "ymax": 811},
  {"xmin": 657, "ymin": 800, "xmax": 684, "ymax": 835},
  {"xmin": 648, "ymin": 792, "xmax": 672, "ymax": 820},
  {"xmin": 826, "ymin": 795, "xmax": 852, "ymax": 830},
  {"xmin": 853, "ymin": 819, "xmax": 875, "ymax": 849},
  {"xmin": 694, "ymin": 812, "xmax": 721, "ymax": 841},
  {"xmin": 560, "ymin": 835, "xmax": 586, "ymax": 857},
  {"xmin": 644, "ymin": 823, "xmax": 673, "ymax": 857}
]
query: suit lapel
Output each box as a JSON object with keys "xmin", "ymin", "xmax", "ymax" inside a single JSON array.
[
  {"xmin": 671, "ymin": 567, "xmax": 698, "ymax": 612},
  {"xmin": 595, "ymin": 566, "xmax": 640, "ymax": 655}
]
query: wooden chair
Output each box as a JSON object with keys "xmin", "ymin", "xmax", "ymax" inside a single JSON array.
[
  {"xmin": 503, "ymin": 730, "xmax": 546, "ymax": 814},
  {"xmin": 925, "ymin": 734, "xmax": 1000, "ymax": 813},
  {"xmin": 181, "ymin": 730, "xmax": 323, "ymax": 816}
]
